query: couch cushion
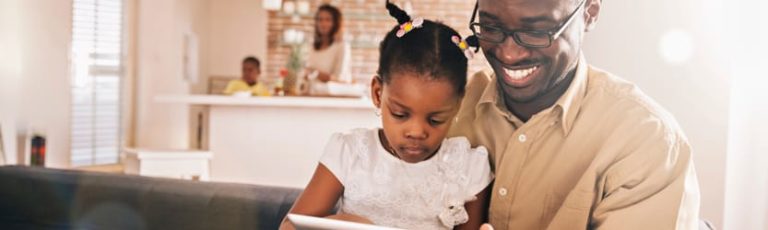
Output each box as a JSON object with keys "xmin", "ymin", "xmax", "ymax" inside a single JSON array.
[{"xmin": 0, "ymin": 166, "xmax": 302, "ymax": 229}]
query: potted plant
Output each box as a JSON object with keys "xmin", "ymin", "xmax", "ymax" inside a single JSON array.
[{"xmin": 283, "ymin": 44, "xmax": 304, "ymax": 96}]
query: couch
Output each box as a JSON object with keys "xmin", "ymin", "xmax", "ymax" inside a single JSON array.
[
  {"xmin": 0, "ymin": 166, "xmax": 302, "ymax": 229},
  {"xmin": 0, "ymin": 166, "xmax": 717, "ymax": 230}
]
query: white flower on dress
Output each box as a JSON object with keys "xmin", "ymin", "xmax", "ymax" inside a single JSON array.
[{"xmin": 438, "ymin": 199, "xmax": 470, "ymax": 228}]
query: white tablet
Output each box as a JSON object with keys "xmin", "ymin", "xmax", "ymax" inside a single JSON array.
[{"xmin": 286, "ymin": 214, "xmax": 405, "ymax": 230}]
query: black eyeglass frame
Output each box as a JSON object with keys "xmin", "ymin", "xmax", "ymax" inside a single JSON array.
[{"xmin": 468, "ymin": 0, "xmax": 587, "ymax": 48}]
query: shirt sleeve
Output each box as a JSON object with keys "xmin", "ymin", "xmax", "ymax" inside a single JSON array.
[
  {"xmin": 222, "ymin": 80, "xmax": 239, "ymax": 95},
  {"xmin": 318, "ymin": 133, "xmax": 352, "ymax": 185},
  {"xmin": 592, "ymin": 116, "xmax": 700, "ymax": 230},
  {"xmin": 464, "ymin": 145, "xmax": 494, "ymax": 198}
]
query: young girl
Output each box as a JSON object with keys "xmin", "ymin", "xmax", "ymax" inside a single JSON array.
[{"xmin": 280, "ymin": 2, "xmax": 492, "ymax": 230}]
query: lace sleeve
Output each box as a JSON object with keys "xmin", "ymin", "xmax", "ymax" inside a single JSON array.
[
  {"xmin": 464, "ymin": 146, "xmax": 494, "ymax": 197},
  {"xmin": 446, "ymin": 137, "xmax": 494, "ymax": 197},
  {"xmin": 319, "ymin": 133, "xmax": 353, "ymax": 185}
]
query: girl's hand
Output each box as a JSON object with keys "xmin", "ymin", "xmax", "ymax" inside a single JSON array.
[
  {"xmin": 479, "ymin": 223, "xmax": 494, "ymax": 230},
  {"xmin": 278, "ymin": 164, "xmax": 344, "ymax": 230}
]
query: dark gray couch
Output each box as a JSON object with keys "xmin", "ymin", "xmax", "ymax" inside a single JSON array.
[{"xmin": 0, "ymin": 166, "xmax": 302, "ymax": 229}]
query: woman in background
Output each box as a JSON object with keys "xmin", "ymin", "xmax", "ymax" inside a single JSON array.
[{"xmin": 303, "ymin": 4, "xmax": 352, "ymax": 95}]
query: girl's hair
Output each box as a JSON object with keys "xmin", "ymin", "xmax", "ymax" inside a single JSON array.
[
  {"xmin": 313, "ymin": 4, "xmax": 343, "ymax": 51},
  {"xmin": 377, "ymin": 1, "xmax": 468, "ymax": 96}
]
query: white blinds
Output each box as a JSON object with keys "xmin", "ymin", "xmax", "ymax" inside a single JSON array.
[{"xmin": 70, "ymin": 0, "xmax": 123, "ymax": 166}]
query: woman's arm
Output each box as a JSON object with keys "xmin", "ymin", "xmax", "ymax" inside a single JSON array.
[
  {"xmin": 279, "ymin": 163, "xmax": 344, "ymax": 230},
  {"xmin": 455, "ymin": 184, "xmax": 492, "ymax": 230}
]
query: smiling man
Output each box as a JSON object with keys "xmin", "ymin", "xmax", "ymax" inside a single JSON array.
[{"xmin": 449, "ymin": 0, "xmax": 701, "ymax": 229}]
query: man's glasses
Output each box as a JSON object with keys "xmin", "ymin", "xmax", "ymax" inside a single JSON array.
[{"xmin": 468, "ymin": 0, "xmax": 587, "ymax": 48}]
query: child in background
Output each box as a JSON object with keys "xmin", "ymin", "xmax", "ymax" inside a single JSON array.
[
  {"xmin": 223, "ymin": 56, "xmax": 271, "ymax": 96},
  {"xmin": 279, "ymin": 1, "xmax": 492, "ymax": 230}
]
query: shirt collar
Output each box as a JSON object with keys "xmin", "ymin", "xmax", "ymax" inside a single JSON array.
[
  {"xmin": 474, "ymin": 54, "xmax": 589, "ymax": 135},
  {"xmin": 554, "ymin": 54, "xmax": 589, "ymax": 135},
  {"xmin": 478, "ymin": 69, "xmax": 500, "ymax": 108}
]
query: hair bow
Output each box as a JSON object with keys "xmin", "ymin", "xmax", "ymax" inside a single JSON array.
[
  {"xmin": 452, "ymin": 35, "xmax": 474, "ymax": 59},
  {"xmin": 396, "ymin": 17, "xmax": 424, "ymax": 38}
]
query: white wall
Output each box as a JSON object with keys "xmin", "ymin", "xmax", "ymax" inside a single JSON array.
[
  {"xmin": 0, "ymin": 0, "xmax": 22, "ymax": 164},
  {"xmin": 208, "ymin": 0, "xmax": 269, "ymax": 78},
  {"xmin": 583, "ymin": 0, "xmax": 729, "ymax": 227},
  {"xmin": 134, "ymin": 0, "xmax": 211, "ymax": 149},
  {"xmin": 133, "ymin": 0, "xmax": 269, "ymax": 150},
  {"xmin": 723, "ymin": 1, "xmax": 768, "ymax": 229},
  {"xmin": 0, "ymin": 0, "xmax": 73, "ymax": 168}
]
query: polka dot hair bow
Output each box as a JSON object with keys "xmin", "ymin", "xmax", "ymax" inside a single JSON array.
[
  {"xmin": 396, "ymin": 17, "xmax": 424, "ymax": 38},
  {"xmin": 452, "ymin": 35, "xmax": 474, "ymax": 59}
]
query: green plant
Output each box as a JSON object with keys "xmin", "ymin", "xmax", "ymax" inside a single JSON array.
[
  {"xmin": 286, "ymin": 44, "xmax": 304, "ymax": 75},
  {"xmin": 283, "ymin": 44, "xmax": 304, "ymax": 95}
]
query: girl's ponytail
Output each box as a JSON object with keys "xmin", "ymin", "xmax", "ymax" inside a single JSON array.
[{"xmin": 385, "ymin": 0, "xmax": 411, "ymax": 25}]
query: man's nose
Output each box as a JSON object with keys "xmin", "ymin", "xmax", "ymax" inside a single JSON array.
[{"xmin": 494, "ymin": 37, "xmax": 533, "ymax": 65}]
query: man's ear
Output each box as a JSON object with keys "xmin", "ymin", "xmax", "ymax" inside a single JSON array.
[
  {"xmin": 584, "ymin": 0, "xmax": 601, "ymax": 32},
  {"xmin": 370, "ymin": 76, "xmax": 383, "ymax": 108}
]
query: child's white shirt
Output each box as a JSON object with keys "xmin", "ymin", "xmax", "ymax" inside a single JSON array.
[{"xmin": 320, "ymin": 128, "xmax": 494, "ymax": 230}]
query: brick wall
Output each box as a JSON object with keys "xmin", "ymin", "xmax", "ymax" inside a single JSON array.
[{"xmin": 266, "ymin": 0, "xmax": 488, "ymax": 84}]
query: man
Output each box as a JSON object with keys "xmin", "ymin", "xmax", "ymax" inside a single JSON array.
[
  {"xmin": 449, "ymin": 0, "xmax": 700, "ymax": 229},
  {"xmin": 223, "ymin": 56, "xmax": 270, "ymax": 96}
]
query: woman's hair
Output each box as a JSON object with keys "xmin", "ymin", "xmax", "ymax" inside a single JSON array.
[
  {"xmin": 313, "ymin": 4, "xmax": 343, "ymax": 50},
  {"xmin": 377, "ymin": 1, "xmax": 468, "ymax": 96}
]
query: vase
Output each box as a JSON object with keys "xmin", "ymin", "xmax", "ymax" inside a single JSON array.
[{"xmin": 284, "ymin": 69, "xmax": 299, "ymax": 96}]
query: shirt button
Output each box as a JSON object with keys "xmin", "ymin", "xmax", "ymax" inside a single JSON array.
[
  {"xmin": 518, "ymin": 134, "xmax": 527, "ymax": 143},
  {"xmin": 498, "ymin": 188, "xmax": 508, "ymax": 196}
]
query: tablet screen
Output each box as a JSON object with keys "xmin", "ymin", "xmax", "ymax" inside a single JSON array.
[{"xmin": 286, "ymin": 214, "xmax": 404, "ymax": 230}]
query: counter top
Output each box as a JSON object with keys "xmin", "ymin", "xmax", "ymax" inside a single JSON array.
[{"xmin": 155, "ymin": 94, "xmax": 375, "ymax": 110}]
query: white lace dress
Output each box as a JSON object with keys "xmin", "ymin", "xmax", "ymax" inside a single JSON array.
[{"xmin": 320, "ymin": 128, "xmax": 494, "ymax": 230}]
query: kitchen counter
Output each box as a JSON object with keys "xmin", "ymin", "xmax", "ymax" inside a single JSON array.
[{"xmin": 156, "ymin": 94, "xmax": 379, "ymax": 188}]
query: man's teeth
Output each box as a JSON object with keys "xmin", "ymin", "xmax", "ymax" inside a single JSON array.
[{"xmin": 504, "ymin": 66, "xmax": 538, "ymax": 80}]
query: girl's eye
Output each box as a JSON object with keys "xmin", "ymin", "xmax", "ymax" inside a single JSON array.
[
  {"xmin": 429, "ymin": 118, "xmax": 445, "ymax": 126},
  {"xmin": 391, "ymin": 112, "xmax": 407, "ymax": 119}
]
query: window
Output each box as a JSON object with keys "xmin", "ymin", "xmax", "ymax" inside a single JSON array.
[{"xmin": 70, "ymin": 0, "xmax": 123, "ymax": 166}]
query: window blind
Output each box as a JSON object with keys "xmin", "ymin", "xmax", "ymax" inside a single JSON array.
[{"xmin": 70, "ymin": 0, "xmax": 123, "ymax": 166}]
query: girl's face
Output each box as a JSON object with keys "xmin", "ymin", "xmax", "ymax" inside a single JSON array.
[
  {"xmin": 315, "ymin": 10, "xmax": 335, "ymax": 37},
  {"xmin": 371, "ymin": 74, "xmax": 462, "ymax": 163}
]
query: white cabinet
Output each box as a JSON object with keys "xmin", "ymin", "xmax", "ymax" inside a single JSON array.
[{"xmin": 122, "ymin": 148, "xmax": 212, "ymax": 181}]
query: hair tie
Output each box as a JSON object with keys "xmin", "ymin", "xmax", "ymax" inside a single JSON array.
[
  {"xmin": 396, "ymin": 17, "xmax": 424, "ymax": 38},
  {"xmin": 452, "ymin": 35, "xmax": 474, "ymax": 59},
  {"xmin": 465, "ymin": 35, "xmax": 480, "ymax": 53}
]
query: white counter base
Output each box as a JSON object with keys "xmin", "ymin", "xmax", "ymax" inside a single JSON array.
[{"xmin": 157, "ymin": 95, "xmax": 379, "ymax": 188}]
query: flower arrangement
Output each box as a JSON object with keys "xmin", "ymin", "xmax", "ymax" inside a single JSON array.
[{"xmin": 283, "ymin": 43, "xmax": 304, "ymax": 95}]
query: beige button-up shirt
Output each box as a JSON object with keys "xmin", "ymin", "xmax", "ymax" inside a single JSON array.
[{"xmin": 449, "ymin": 56, "xmax": 700, "ymax": 229}]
